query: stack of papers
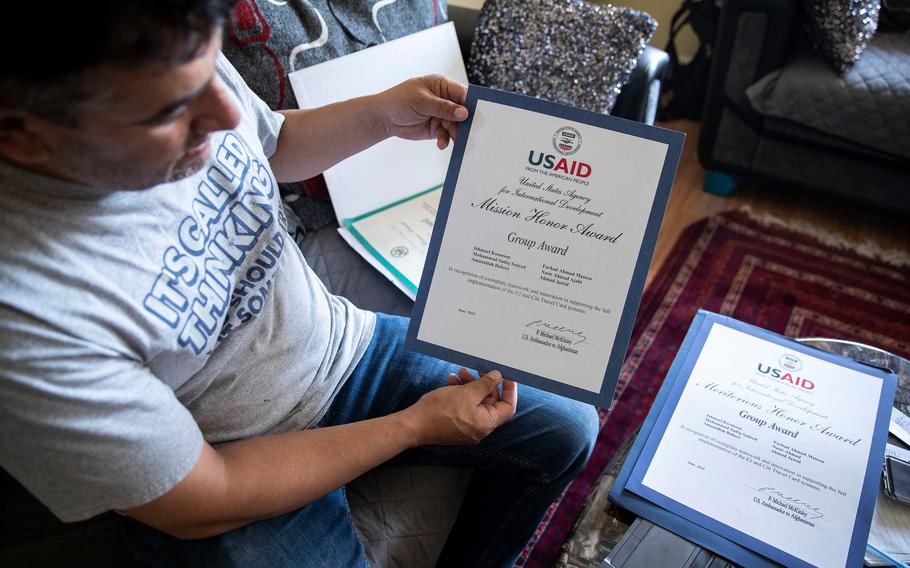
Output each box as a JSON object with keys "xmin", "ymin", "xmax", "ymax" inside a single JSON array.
[
  {"xmin": 609, "ymin": 311, "xmax": 898, "ymax": 568},
  {"xmin": 288, "ymin": 22, "xmax": 468, "ymax": 299}
]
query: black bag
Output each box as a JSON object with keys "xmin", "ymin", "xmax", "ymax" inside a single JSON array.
[
  {"xmin": 661, "ymin": 0, "xmax": 720, "ymax": 120},
  {"xmin": 880, "ymin": 0, "xmax": 910, "ymax": 33}
]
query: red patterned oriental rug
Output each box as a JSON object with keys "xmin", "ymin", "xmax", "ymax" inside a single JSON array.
[{"xmin": 516, "ymin": 209, "xmax": 910, "ymax": 567}]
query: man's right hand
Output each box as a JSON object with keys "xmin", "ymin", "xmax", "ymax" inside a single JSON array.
[{"xmin": 402, "ymin": 369, "xmax": 518, "ymax": 446}]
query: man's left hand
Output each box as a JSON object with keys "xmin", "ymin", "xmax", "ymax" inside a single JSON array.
[{"xmin": 377, "ymin": 75, "xmax": 469, "ymax": 150}]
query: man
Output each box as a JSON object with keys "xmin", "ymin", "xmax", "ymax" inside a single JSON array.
[{"xmin": 0, "ymin": 2, "xmax": 599, "ymax": 567}]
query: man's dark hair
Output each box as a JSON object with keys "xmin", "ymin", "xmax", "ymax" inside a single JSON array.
[{"xmin": 0, "ymin": 1, "xmax": 237, "ymax": 124}]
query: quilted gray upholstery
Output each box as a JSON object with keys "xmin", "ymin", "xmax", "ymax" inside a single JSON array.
[
  {"xmin": 347, "ymin": 466, "xmax": 472, "ymax": 568},
  {"xmin": 298, "ymin": 224, "xmax": 413, "ymax": 317},
  {"xmin": 745, "ymin": 33, "xmax": 910, "ymax": 161}
]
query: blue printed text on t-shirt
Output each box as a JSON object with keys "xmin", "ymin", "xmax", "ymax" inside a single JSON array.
[{"xmin": 142, "ymin": 133, "xmax": 286, "ymax": 355}]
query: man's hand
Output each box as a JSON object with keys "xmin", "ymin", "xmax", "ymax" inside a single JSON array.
[
  {"xmin": 403, "ymin": 369, "xmax": 518, "ymax": 446},
  {"xmin": 376, "ymin": 75, "xmax": 469, "ymax": 150}
]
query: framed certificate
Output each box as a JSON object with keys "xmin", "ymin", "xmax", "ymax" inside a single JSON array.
[
  {"xmin": 406, "ymin": 86, "xmax": 685, "ymax": 407},
  {"xmin": 616, "ymin": 311, "xmax": 896, "ymax": 568}
]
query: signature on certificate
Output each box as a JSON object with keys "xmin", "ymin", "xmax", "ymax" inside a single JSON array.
[
  {"xmin": 749, "ymin": 486, "xmax": 827, "ymax": 521},
  {"xmin": 525, "ymin": 319, "xmax": 588, "ymax": 345}
]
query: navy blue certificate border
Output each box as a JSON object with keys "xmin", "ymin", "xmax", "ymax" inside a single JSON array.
[
  {"xmin": 405, "ymin": 85, "xmax": 685, "ymax": 408},
  {"xmin": 616, "ymin": 310, "xmax": 896, "ymax": 568}
]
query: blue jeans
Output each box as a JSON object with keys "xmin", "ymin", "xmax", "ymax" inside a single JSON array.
[{"xmin": 122, "ymin": 314, "xmax": 599, "ymax": 567}]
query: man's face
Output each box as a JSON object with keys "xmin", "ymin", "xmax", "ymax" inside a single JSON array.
[{"xmin": 37, "ymin": 33, "xmax": 241, "ymax": 190}]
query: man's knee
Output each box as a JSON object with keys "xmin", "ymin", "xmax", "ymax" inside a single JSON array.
[
  {"xmin": 567, "ymin": 403, "xmax": 600, "ymax": 468},
  {"xmin": 544, "ymin": 402, "xmax": 600, "ymax": 484}
]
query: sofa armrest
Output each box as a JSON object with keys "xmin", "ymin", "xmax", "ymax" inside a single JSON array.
[
  {"xmin": 698, "ymin": 0, "xmax": 798, "ymax": 166},
  {"xmin": 447, "ymin": 5, "xmax": 669, "ymax": 124},
  {"xmin": 448, "ymin": 4, "xmax": 480, "ymax": 64},
  {"xmin": 706, "ymin": 0, "xmax": 798, "ymax": 104},
  {"xmin": 612, "ymin": 46, "xmax": 669, "ymax": 125}
]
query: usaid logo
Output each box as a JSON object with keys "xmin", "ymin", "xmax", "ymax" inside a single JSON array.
[
  {"xmin": 779, "ymin": 353, "xmax": 802, "ymax": 372},
  {"xmin": 553, "ymin": 126, "xmax": 582, "ymax": 156},
  {"xmin": 757, "ymin": 355, "xmax": 815, "ymax": 390}
]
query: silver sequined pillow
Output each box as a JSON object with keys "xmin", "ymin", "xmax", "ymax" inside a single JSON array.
[
  {"xmin": 805, "ymin": 0, "xmax": 881, "ymax": 74},
  {"xmin": 468, "ymin": 0, "xmax": 657, "ymax": 114}
]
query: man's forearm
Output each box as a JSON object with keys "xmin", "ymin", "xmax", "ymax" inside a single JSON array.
[
  {"xmin": 268, "ymin": 95, "xmax": 388, "ymax": 183},
  {"xmin": 126, "ymin": 409, "xmax": 420, "ymax": 539},
  {"xmin": 267, "ymin": 75, "xmax": 469, "ymax": 184},
  {"xmin": 125, "ymin": 372, "xmax": 513, "ymax": 540}
]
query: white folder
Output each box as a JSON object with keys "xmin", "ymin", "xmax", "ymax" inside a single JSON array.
[{"xmin": 288, "ymin": 22, "xmax": 468, "ymax": 299}]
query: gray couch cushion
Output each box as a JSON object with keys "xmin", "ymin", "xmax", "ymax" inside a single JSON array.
[
  {"xmin": 297, "ymin": 223, "xmax": 413, "ymax": 317},
  {"xmin": 348, "ymin": 466, "xmax": 472, "ymax": 568},
  {"xmin": 745, "ymin": 33, "xmax": 910, "ymax": 162}
]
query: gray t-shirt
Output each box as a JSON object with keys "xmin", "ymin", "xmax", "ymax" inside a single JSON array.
[{"xmin": 0, "ymin": 54, "xmax": 375, "ymax": 522}]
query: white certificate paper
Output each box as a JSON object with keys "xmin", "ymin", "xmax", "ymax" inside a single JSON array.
[
  {"xmin": 346, "ymin": 186, "xmax": 442, "ymax": 293},
  {"xmin": 407, "ymin": 86, "xmax": 684, "ymax": 407},
  {"xmin": 289, "ymin": 23, "xmax": 467, "ymax": 298},
  {"xmin": 626, "ymin": 316, "xmax": 896, "ymax": 568}
]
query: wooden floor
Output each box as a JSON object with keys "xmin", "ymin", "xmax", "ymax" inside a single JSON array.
[{"xmin": 646, "ymin": 120, "xmax": 910, "ymax": 286}]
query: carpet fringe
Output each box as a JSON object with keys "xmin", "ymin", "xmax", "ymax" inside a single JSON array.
[{"xmin": 737, "ymin": 206, "xmax": 910, "ymax": 269}]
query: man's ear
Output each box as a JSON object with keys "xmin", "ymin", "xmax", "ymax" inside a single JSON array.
[{"xmin": 0, "ymin": 110, "xmax": 52, "ymax": 166}]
